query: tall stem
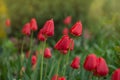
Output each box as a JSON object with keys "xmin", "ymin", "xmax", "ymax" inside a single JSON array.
[
  {"xmin": 56, "ymin": 55, "xmax": 62, "ymax": 75},
  {"xmin": 40, "ymin": 40, "xmax": 46, "ymax": 80},
  {"xmin": 44, "ymin": 59, "xmax": 48, "ymax": 79},
  {"xmin": 63, "ymin": 49, "xmax": 70, "ymax": 75}
]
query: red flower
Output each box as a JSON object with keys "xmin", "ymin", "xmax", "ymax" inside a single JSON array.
[
  {"xmin": 84, "ymin": 54, "xmax": 97, "ymax": 71},
  {"xmin": 42, "ymin": 19, "xmax": 54, "ymax": 37},
  {"xmin": 58, "ymin": 77, "xmax": 66, "ymax": 80},
  {"xmin": 62, "ymin": 28, "xmax": 69, "ymax": 35},
  {"xmin": 30, "ymin": 18, "xmax": 38, "ymax": 31},
  {"xmin": 71, "ymin": 56, "xmax": 80, "ymax": 69},
  {"xmin": 51, "ymin": 74, "xmax": 59, "ymax": 80},
  {"xmin": 54, "ymin": 35, "xmax": 70, "ymax": 51},
  {"xmin": 63, "ymin": 16, "xmax": 71, "ymax": 25},
  {"xmin": 37, "ymin": 32, "xmax": 46, "ymax": 41},
  {"xmin": 60, "ymin": 50, "xmax": 68, "ymax": 54},
  {"xmin": 94, "ymin": 57, "xmax": 109, "ymax": 76},
  {"xmin": 22, "ymin": 23, "xmax": 31, "ymax": 36},
  {"xmin": 70, "ymin": 21, "xmax": 82, "ymax": 36},
  {"xmin": 31, "ymin": 55, "xmax": 37, "ymax": 66},
  {"xmin": 44, "ymin": 48, "xmax": 52, "ymax": 58},
  {"xmin": 5, "ymin": 18, "xmax": 11, "ymax": 27},
  {"xmin": 111, "ymin": 69, "xmax": 120, "ymax": 80}
]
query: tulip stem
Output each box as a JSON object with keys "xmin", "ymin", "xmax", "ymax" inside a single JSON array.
[
  {"xmin": 63, "ymin": 49, "xmax": 70, "ymax": 75},
  {"xmin": 29, "ymin": 31, "xmax": 33, "ymax": 53},
  {"xmin": 56, "ymin": 55, "xmax": 62, "ymax": 76},
  {"xmin": 21, "ymin": 36, "xmax": 25, "ymax": 54},
  {"xmin": 44, "ymin": 59, "xmax": 48, "ymax": 79},
  {"xmin": 89, "ymin": 73, "xmax": 93, "ymax": 80},
  {"xmin": 40, "ymin": 40, "xmax": 46, "ymax": 80}
]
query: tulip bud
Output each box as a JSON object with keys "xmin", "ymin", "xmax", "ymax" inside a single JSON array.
[
  {"xmin": 51, "ymin": 74, "xmax": 59, "ymax": 80},
  {"xmin": 111, "ymin": 68, "xmax": 120, "ymax": 80},
  {"xmin": 37, "ymin": 32, "xmax": 46, "ymax": 41},
  {"xmin": 70, "ymin": 21, "xmax": 82, "ymax": 36},
  {"xmin": 69, "ymin": 38, "xmax": 74, "ymax": 51},
  {"xmin": 94, "ymin": 57, "xmax": 109, "ymax": 76},
  {"xmin": 5, "ymin": 18, "xmax": 11, "ymax": 27},
  {"xmin": 44, "ymin": 48, "xmax": 52, "ymax": 58},
  {"xmin": 22, "ymin": 23, "xmax": 31, "ymax": 36},
  {"xmin": 63, "ymin": 16, "xmax": 71, "ymax": 25},
  {"xmin": 30, "ymin": 18, "xmax": 38, "ymax": 31},
  {"xmin": 42, "ymin": 19, "xmax": 54, "ymax": 37},
  {"xmin": 62, "ymin": 28, "xmax": 69, "ymax": 35},
  {"xmin": 58, "ymin": 77, "xmax": 66, "ymax": 80},
  {"xmin": 84, "ymin": 54, "xmax": 97, "ymax": 71},
  {"xmin": 71, "ymin": 56, "xmax": 80, "ymax": 69},
  {"xmin": 31, "ymin": 55, "xmax": 37, "ymax": 66}
]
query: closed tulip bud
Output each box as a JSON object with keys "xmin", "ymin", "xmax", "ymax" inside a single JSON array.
[
  {"xmin": 44, "ymin": 48, "xmax": 52, "ymax": 58},
  {"xmin": 94, "ymin": 57, "xmax": 109, "ymax": 76},
  {"xmin": 63, "ymin": 16, "xmax": 71, "ymax": 25},
  {"xmin": 71, "ymin": 56, "xmax": 80, "ymax": 69},
  {"xmin": 62, "ymin": 28, "xmax": 69, "ymax": 35},
  {"xmin": 60, "ymin": 50, "xmax": 68, "ymax": 55},
  {"xmin": 30, "ymin": 18, "xmax": 38, "ymax": 31},
  {"xmin": 42, "ymin": 19, "xmax": 54, "ymax": 37},
  {"xmin": 54, "ymin": 35, "xmax": 70, "ymax": 51},
  {"xmin": 31, "ymin": 55, "xmax": 37, "ymax": 66},
  {"xmin": 5, "ymin": 18, "xmax": 11, "ymax": 27},
  {"xmin": 37, "ymin": 32, "xmax": 46, "ymax": 41},
  {"xmin": 84, "ymin": 54, "xmax": 97, "ymax": 71},
  {"xmin": 111, "ymin": 69, "xmax": 120, "ymax": 80},
  {"xmin": 22, "ymin": 23, "xmax": 31, "ymax": 36},
  {"xmin": 70, "ymin": 21, "xmax": 82, "ymax": 36},
  {"xmin": 58, "ymin": 77, "xmax": 66, "ymax": 80},
  {"xmin": 51, "ymin": 74, "xmax": 59, "ymax": 80}
]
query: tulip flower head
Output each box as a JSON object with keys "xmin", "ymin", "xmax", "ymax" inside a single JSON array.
[
  {"xmin": 31, "ymin": 55, "xmax": 37, "ymax": 66},
  {"xmin": 94, "ymin": 57, "xmax": 109, "ymax": 77},
  {"xmin": 22, "ymin": 23, "xmax": 31, "ymax": 36},
  {"xmin": 30, "ymin": 18, "xmax": 38, "ymax": 31},
  {"xmin": 70, "ymin": 21, "xmax": 82, "ymax": 36},
  {"xmin": 37, "ymin": 32, "xmax": 46, "ymax": 41},
  {"xmin": 5, "ymin": 18, "xmax": 11, "ymax": 27},
  {"xmin": 58, "ymin": 77, "xmax": 66, "ymax": 80},
  {"xmin": 111, "ymin": 68, "xmax": 120, "ymax": 80},
  {"xmin": 42, "ymin": 19, "xmax": 54, "ymax": 37},
  {"xmin": 44, "ymin": 48, "xmax": 52, "ymax": 58},
  {"xmin": 84, "ymin": 54, "xmax": 97, "ymax": 71},
  {"xmin": 71, "ymin": 56, "xmax": 80, "ymax": 69},
  {"xmin": 62, "ymin": 27, "xmax": 69, "ymax": 35},
  {"xmin": 63, "ymin": 16, "xmax": 72, "ymax": 25},
  {"xmin": 51, "ymin": 74, "xmax": 59, "ymax": 80}
]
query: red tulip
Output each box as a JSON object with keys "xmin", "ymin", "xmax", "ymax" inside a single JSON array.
[
  {"xmin": 63, "ymin": 16, "xmax": 71, "ymax": 25},
  {"xmin": 58, "ymin": 77, "xmax": 66, "ymax": 80},
  {"xmin": 37, "ymin": 32, "xmax": 46, "ymax": 41},
  {"xmin": 30, "ymin": 18, "xmax": 38, "ymax": 31},
  {"xmin": 51, "ymin": 74, "xmax": 59, "ymax": 80},
  {"xmin": 31, "ymin": 55, "xmax": 37, "ymax": 66},
  {"xmin": 55, "ymin": 35, "xmax": 70, "ymax": 51},
  {"xmin": 111, "ymin": 68, "xmax": 120, "ymax": 80},
  {"xmin": 62, "ymin": 27, "xmax": 69, "ymax": 35},
  {"xmin": 5, "ymin": 18, "xmax": 11, "ymax": 27},
  {"xmin": 22, "ymin": 23, "xmax": 31, "ymax": 36},
  {"xmin": 94, "ymin": 57, "xmax": 109, "ymax": 76},
  {"xmin": 42, "ymin": 19, "xmax": 54, "ymax": 37},
  {"xmin": 60, "ymin": 50, "xmax": 68, "ymax": 55},
  {"xmin": 44, "ymin": 48, "xmax": 52, "ymax": 58},
  {"xmin": 71, "ymin": 56, "xmax": 80, "ymax": 69},
  {"xmin": 84, "ymin": 54, "xmax": 97, "ymax": 71},
  {"xmin": 70, "ymin": 21, "xmax": 82, "ymax": 36}
]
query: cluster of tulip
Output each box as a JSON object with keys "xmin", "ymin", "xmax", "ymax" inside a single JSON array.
[{"xmin": 6, "ymin": 16, "xmax": 120, "ymax": 80}]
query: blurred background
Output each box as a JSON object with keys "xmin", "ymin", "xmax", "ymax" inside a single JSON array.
[{"xmin": 0, "ymin": 0, "xmax": 120, "ymax": 79}]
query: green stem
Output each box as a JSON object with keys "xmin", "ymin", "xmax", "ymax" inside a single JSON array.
[
  {"xmin": 89, "ymin": 73, "xmax": 93, "ymax": 80},
  {"xmin": 29, "ymin": 31, "xmax": 33, "ymax": 53},
  {"xmin": 40, "ymin": 41, "xmax": 46, "ymax": 80},
  {"xmin": 44, "ymin": 59, "xmax": 48, "ymax": 79},
  {"xmin": 56, "ymin": 55, "xmax": 62, "ymax": 75},
  {"xmin": 21, "ymin": 36, "xmax": 25, "ymax": 54},
  {"xmin": 63, "ymin": 49, "xmax": 70, "ymax": 75}
]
